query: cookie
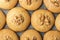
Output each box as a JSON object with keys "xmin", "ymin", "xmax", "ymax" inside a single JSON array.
[
  {"xmin": 31, "ymin": 9, "xmax": 54, "ymax": 32},
  {"xmin": 7, "ymin": 7, "xmax": 30, "ymax": 32},
  {"xmin": 0, "ymin": 10, "xmax": 5, "ymax": 30},
  {"xmin": 44, "ymin": 0, "xmax": 60, "ymax": 13},
  {"xmin": 19, "ymin": 0, "xmax": 42, "ymax": 10},
  {"xmin": 0, "ymin": 29, "xmax": 18, "ymax": 40},
  {"xmin": 0, "ymin": 0, "xmax": 18, "ymax": 9},
  {"xmin": 20, "ymin": 29, "xmax": 42, "ymax": 40},
  {"xmin": 55, "ymin": 14, "xmax": 60, "ymax": 31},
  {"xmin": 43, "ymin": 30, "xmax": 60, "ymax": 40}
]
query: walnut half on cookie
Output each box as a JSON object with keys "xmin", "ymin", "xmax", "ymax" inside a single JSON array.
[
  {"xmin": 0, "ymin": 29, "xmax": 18, "ymax": 40},
  {"xmin": 31, "ymin": 9, "xmax": 54, "ymax": 32},
  {"xmin": 19, "ymin": 0, "xmax": 42, "ymax": 10},
  {"xmin": 20, "ymin": 29, "xmax": 42, "ymax": 40},
  {"xmin": 44, "ymin": 0, "xmax": 60, "ymax": 13},
  {"xmin": 0, "ymin": 0, "xmax": 18, "ymax": 9},
  {"xmin": 43, "ymin": 30, "xmax": 60, "ymax": 40},
  {"xmin": 7, "ymin": 7, "xmax": 30, "ymax": 32}
]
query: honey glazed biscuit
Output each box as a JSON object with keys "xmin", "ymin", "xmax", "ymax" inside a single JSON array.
[
  {"xmin": 7, "ymin": 7, "xmax": 30, "ymax": 32},
  {"xmin": 55, "ymin": 14, "xmax": 60, "ymax": 31},
  {"xmin": 20, "ymin": 29, "xmax": 42, "ymax": 40},
  {"xmin": 19, "ymin": 0, "xmax": 42, "ymax": 10},
  {"xmin": 31, "ymin": 9, "xmax": 54, "ymax": 32},
  {"xmin": 0, "ymin": 29, "xmax": 18, "ymax": 40},
  {"xmin": 0, "ymin": 0, "xmax": 18, "ymax": 9},
  {"xmin": 0, "ymin": 10, "xmax": 5, "ymax": 30},
  {"xmin": 43, "ymin": 30, "xmax": 60, "ymax": 40},
  {"xmin": 44, "ymin": 0, "xmax": 60, "ymax": 13}
]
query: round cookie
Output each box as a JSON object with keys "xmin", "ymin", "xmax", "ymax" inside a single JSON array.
[
  {"xmin": 20, "ymin": 29, "xmax": 42, "ymax": 40},
  {"xmin": 31, "ymin": 9, "xmax": 54, "ymax": 32},
  {"xmin": 0, "ymin": 0, "xmax": 18, "ymax": 9},
  {"xmin": 0, "ymin": 10, "xmax": 5, "ymax": 29},
  {"xmin": 0, "ymin": 29, "xmax": 18, "ymax": 40},
  {"xmin": 55, "ymin": 14, "xmax": 60, "ymax": 31},
  {"xmin": 7, "ymin": 7, "xmax": 30, "ymax": 32},
  {"xmin": 19, "ymin": 0, "xmax": 42, "ymax": 10},
  {"xmin": 44, "ymin": 0, "xmax": 60, "ymax": 13},
  {"xmin": 43, "ymin": 30, "xmax": 60, "ymax": 40}
]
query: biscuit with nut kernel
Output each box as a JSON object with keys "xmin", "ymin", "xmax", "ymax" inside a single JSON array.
[
  {"xmin": 44, "ymin": 0, "xmax": 60, "ymax": 13},
  {"xmin": 0, "ymin": 29, "xmax": 18, "ymax": 40},
  {"xmin": 0, "ymin": 0, "xmax": 18, "ymax": 9},
  {"xmin": 20, "ymin": 29, "xmax": 42, "ymax": 40},
  {"xmin": 19, "ymin": 0, "xmax": 42, "ymax": 10},
  {"xmin": 43, "ymin": 30, "xmax": 60, "ymax": 40},
  {"xmin": 7, "ymin": 7, "xmax": 30, "ymax": 32},
  {"xmin": 31, "ymin": 9, "xmax": 54, "ymax": 32}
]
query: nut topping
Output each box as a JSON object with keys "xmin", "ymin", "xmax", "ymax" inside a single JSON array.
[
  {"xmin": 33, "ymin": 37, "xmax": 37, "ymax": 40},
  {"xmin": 13, "ymin": 14, "xmax": 24, "ymax": 25},
  {"xmin": 26, "ymin": 0, "xmax": 37, "ymax": 5},
  {"xmin": 5, "ymin": 36, "xmax": 13, "ymax": 40},
  {"xmin": 5, "ymin": 0, "xmax": 9, "ymax": 2},
  {"xmin": 39, "ymin": 14, "xmax": 50, "ymax": 26},
  {"xmin": 27, "ymin": 0, "xmax": 31, "ymax": 5},
  {"xmin": 26, "ymin": 38, "xmax": 29, "ymax": 40},
  {"xmin": 51, "ymin": 0, "xmax": 60, "ymax": 7},
  {"xmin": 26, "ymin": 36, "xmax": 37, "ymax": 40},
  {"xmin": 54, "ymin": 36, "xmax": 60, "ymax": 40}
]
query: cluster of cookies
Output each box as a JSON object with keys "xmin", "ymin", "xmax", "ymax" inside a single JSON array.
[{"xmin": 0, "ymin": 0, "xmax": 60, "ymax": 40}]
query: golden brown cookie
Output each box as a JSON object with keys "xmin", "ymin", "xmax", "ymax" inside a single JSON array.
[
  {"xmin": 19, "ymin": 0, "xmax": 42, "ymax": 10},
  {"xmin": 0, "ymin": 29, "xmax": 18, "ymax": 40},
  {"xmin": 31, "ymin": 9, "xmax": 54, "ymax": 32},
  {"xmin": 20, "ymin": 29, "xmax": 42, "ymax": 40},
  {"xmin": 0, "ymin": 10, "xmax": 5, "ymax": 29},
  {"xmin": 7, "ymin": 7, "xmax": 30, "ymax": 32},
  {"xmin": 0, "ymin": 0, "xmax": 18, "ymax": 9},
  {"xmin": 43, "ymin": 30, "xmax": 60, "ymax": 40},
  {"xmin": 44, "ymin": 0, "xmax": 60, "ymax": 13},
  {"xmin": 55, "ymin": 14, "xmax": 60, "ymax": 31}
]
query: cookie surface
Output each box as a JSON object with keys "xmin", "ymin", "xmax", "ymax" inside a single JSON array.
[
  {"xmin": 0, "ymin": 10, "xmax": 5, "ymax": 29},
  {"xmin": 19, "ymin": 0, "xmax": 42, "ymax": 10},
  {"xmin": 55, "ymin": 14, "xmax": 60, "ymax": 31},
  {"xmin": 44, "ymin": 0, "xmax": 60, "ymax": 13},
  {"xmin": 7, "ymin": 7, "xmax": 30, "ymax": 32},
  {"xmin": 0, "ymin": 29, "xmax": 18, "ymax": 40},
  {"xmin": 31, "ymin": 9, "xmax": 54, "ymax": 32},
  {"xmin": 0, "ymin": 0, "xmax": 18, "ymax": 9},
  {"xmin": 43, "ymin": 30, "xmax": 60, "ymax": 40},
  {"xmin": 20, "ymin": 29, "xmax": 42, "ymax": 40}
]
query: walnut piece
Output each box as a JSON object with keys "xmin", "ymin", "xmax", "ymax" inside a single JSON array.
[
  {"xmin": 5, "ymin": 0, "xmax": 9, "ymax": 2},
  {"xmin": 13, "ymin": 14, "xmax": 24, "ymax": 25},
  {"xmin": 5, "ymin": 36, "xmax": 13, "ymax": 40},
  {"xmin": 50, "ymin": 0, "xmax": 60, "ymax": 7},
  {"xmin": 26, "ymin": 0, "xmax": 37, "ymax": 5},
  {"xmin": 27, "ymin": 0, "xmax": 31, "ymax": 5},
  {"xmin": 54, "ymin": 36, "xmax": 60, "ymax": 40},
  {"xmin": 25, "ymin": 36, "xmax": 37, "ymax": 40},
  {"xmin": 33, "ymin": 36, "xmax": 37, "ymax": 40},
  {"xmin": 39, "ymin": 14, "xmax": 50, "ymax": 26}
]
